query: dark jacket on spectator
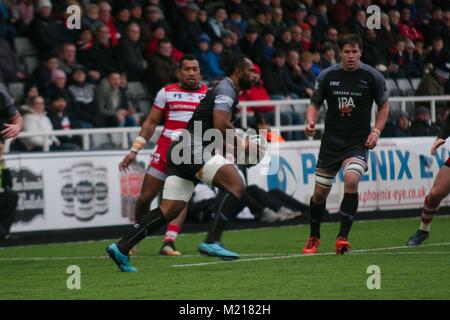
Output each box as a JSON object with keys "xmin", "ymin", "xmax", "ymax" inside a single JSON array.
[
  {"xmin": 146, "ymin": 53, "xmax": 178, "ymax": 96},
  {"xmin": 411, "ymin": 120, "xmax": 440, "ymax": 136},
  {"xmin": 174, "ymin": 17, "xmax": 203, "ymax": 53},
  {"xmin": 78, "ymin": 42, "xmax": 122, "ymax": 79},
  {"xmin": 116, "ymin": 37, "xmax": 147, "ymax": 81},
  {"xmin": 261, "ymin": 61, "xmax": 304, "ymax": 97},
  {"xmin": 28, "ymin": 13, "xmax": 64, "ymax": 56}
]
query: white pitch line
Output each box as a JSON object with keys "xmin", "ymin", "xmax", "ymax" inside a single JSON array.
[
  {"xmin": 0, "ymin": 253, "xmax": 292, "ymax": 262},
  {"xmin": 170, "ymin": 242, "xmax": 450, "ymax": 268}
]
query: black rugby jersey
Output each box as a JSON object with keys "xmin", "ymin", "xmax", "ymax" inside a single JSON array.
[
  {"xmin": 310, "ymin": 62, "xmax": 388, "ymax": 137},
  {"xmin": 187, "ymin": 77, "xmax": 239, "ymax": 144}
]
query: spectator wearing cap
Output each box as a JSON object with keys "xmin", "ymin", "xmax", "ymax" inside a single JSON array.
[
  {"xmin": 205, "ymin": 6, "xmax": 228, "ymax": 42},
  {"xmin": 114, "ymin": 3, "xmax": 131, "ymax": 38},
  {"xmin": 28, "ymin": 0, "xmax": 64, "ymax": 56},
  {"xmin": 98, "ymin": 1, "xmax": 119, "ymax": 47},
  {"xmin": 146, "ymin": 39, "xmax": 178, "ymax": 96},
  {"xmin": 285, "ymin": 2, "xmax": 307, "ymax": 27},
  {"xmin": 224, "ymin": 6, "xmax": 248, "ymax": 39},
  {"xmin": 391, "ymin": 111, "xmax": 412, "ymax": 137},
  {"xmin": 81, "ymin": 3, "xmax": 101, "ymax": 32},
  {"xmin": 116, "ymin": 23, "xmax": 147, "ymax": 81},
  {"xmin": 403, "ymin": 40, "xmax": 423, "ymax": 78},
  {"xmin": 68, "ymin": 67, "xmax": 97, "ymax": 128},
  {"xmin": 174, "ymin": 3, "xmax": 203, "ymax": 53},
  {"xmin": 194, "ymin": 34, "xmax": 224, "ymax": 82},
  {"xmin": 239, "ymin": 25, "xmax": 264, "ymax": 65},
  {"xmin": 411, "ymin": 106, "xmax": 440, "ymax": 137}
]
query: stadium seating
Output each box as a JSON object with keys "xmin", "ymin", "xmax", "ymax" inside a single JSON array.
[{"xmin": 14, "ymin": 37, "xmax": 39, "ymax": 74}]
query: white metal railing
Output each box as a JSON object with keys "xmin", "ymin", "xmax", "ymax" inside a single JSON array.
[{"xmin": 7, "ymin": 95, "xmax": 450, "ymax": 153}]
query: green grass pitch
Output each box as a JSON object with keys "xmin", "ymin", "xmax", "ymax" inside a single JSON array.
[{"xmin": 1, "ymin": 216, "xmax": 450, "ymax": 300}]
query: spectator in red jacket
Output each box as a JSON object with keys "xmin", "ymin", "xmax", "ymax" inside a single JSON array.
[
  {"xmin": 240, "ymin": 64, "xmax": 274, "ymax": 114},
  {"xmin": 399, "ymin": 7, "xmax": 423, "ymax": 42}
]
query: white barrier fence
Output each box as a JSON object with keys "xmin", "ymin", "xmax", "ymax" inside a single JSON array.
[
  {"xmin": 7, "ymin": 95, "xmax": 450, "ymax": 152},
  {"xmin": 4, "ymin": 137, "xmax": 450, "ymax": 233}
]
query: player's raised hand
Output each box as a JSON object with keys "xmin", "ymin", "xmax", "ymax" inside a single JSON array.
[
  {"xmin": 430, "ymin": 138, "xmax": 446, "ymax": 155},
  {"xmin": 305, "ymin": 122, "xmax": 316, "ymax": 137},
  {"xmin": 119, "ymin": 151, "xmax": 137, "ymax": 172}
]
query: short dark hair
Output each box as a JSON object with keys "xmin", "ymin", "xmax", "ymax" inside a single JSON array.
[
  {"xmin": 179, "ymin": 54, "xmax": 197, "ymax": 68},
  {"xmin": 157, "ymin": 38, "xmax": 172, "ymax": 47},
  {"xmin": 338, "ymin": 33, "xmax": 363, "ymax": 50},
  {"xmin": 226, "ymin": 54, "xmax": 249, "ymax": 76}
]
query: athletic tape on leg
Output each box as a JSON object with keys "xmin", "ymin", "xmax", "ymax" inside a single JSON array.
[
  {"xmin": 315, "ymin": 173, "xmax": 334, "ymax": 189},
  {"xmin": 162, "ymin": 175, "xmax": 195, "ymax": 201}
]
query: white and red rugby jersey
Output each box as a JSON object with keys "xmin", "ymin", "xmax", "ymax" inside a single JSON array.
[{"xmin": 153, "ymin": 82, "xmax": 208, "ymax": 141}]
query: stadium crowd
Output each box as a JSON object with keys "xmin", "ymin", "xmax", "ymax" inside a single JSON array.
[{"xmin": 0, "ymin": 0, "xmax": 449, "ymax": 149}]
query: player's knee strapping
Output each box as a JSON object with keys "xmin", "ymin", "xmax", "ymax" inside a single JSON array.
[
  {"xmin": 315, "ymin": 172, "xmax": 334, "ymax": 189},
  {"xmin": 343, "ymin": 161, "xmax": 366, "ymax": 177},
  {"xmin": 162, "ymin": 175, "xmax": 195, "ymax": 201}
]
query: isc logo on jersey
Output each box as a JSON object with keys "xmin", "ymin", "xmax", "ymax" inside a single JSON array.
[{"xmin": 338, "ymin": 96, "xmax": 356, "ymax": 117}]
